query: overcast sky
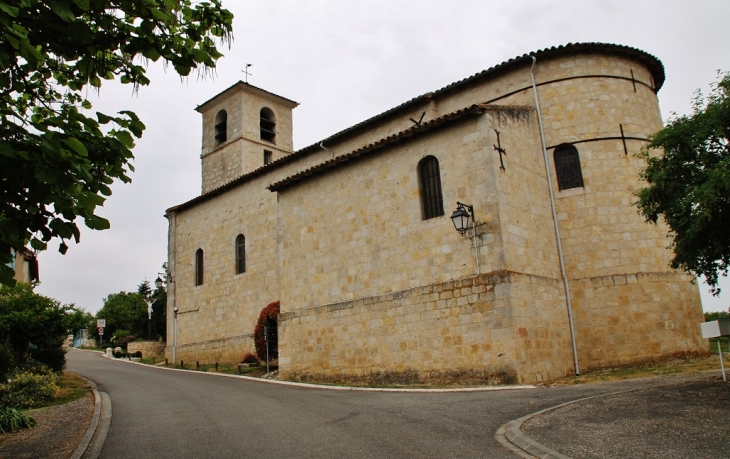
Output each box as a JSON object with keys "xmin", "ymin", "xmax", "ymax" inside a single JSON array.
[{"xmin": 34, "ymin": 0, "xmax": 730, "ymax": 314}]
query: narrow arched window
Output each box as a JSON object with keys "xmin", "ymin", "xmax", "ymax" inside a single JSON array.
[
  {"xmin": 235, "ymin": 234, "xmax": 246, "ymax": 274},
  {"xmin": 418, "ymin": 156, "xmax": 444, "ymax": 220},
  {"xmin": 554, "ymin": 144, "xmax": 584, "ymax": 191},
  {"xmin": 260, "ymin": 107, "xmax": 276, "ymax": 143},
  {"xmin": 195, "ymin": 249, "xmax": 204, "ymax": 286},
  {"xmin": 214, "ymin": 110, "xmax": 227, "ymax": 146}
]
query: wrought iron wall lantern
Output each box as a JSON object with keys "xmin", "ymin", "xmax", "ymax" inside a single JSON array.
[
  {"xmin": 155, "ymin": 272, "xmax": 172, "ymax": 290},
  {"xmin": 450, "ymin": 202, "xmax": 481, "ymax": 275},
  {"xmin": 450, "ymin": 202, "xmax": 474, "ymax": 236}
]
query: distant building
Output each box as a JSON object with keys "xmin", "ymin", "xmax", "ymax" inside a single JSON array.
[
  {"xmin": 165, "ymin": 43, "xmax": 707, "ymax": 384},
  {"xmin": 9, "ymin": 249, "xmax": 39, "ymax": 285}
]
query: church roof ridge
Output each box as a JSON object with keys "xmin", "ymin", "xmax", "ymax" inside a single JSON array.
[
  {"xmin": 195, "ymin": 80, "xmax": 299, "ymax": 113},
  {"xmin": 292, "ymin": 42, "xmax": 664, "ymax": 157}
]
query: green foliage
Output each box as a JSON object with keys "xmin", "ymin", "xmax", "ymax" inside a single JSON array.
[
  {"xmin": 0, "ymin": 406, "xmax": 36, "ymax": 433},
  {"xmin": 704, "ymin": 310, "xmax": 730, "ymax": 322},
  {"xmin": 0, "ymin": 341, "xmax": 13, "ymax": 381},
  {"xmin": 151, "ymin": 287, "xmax": 167, "ymax": 339},
  {"xmin": 254, "ymin": 301, "xmax": 279, "ymax": 361},
  {"xmin": 636, "ymin": 72, "xmax": 730, "ymax": 295},
  {"xmin": 91, "ymin": 291, "xmax": 147, "ymax": 340},
  {"xmin": 29, "ymin": 347, "xmax": 66, "ymax": 373},
  {"xmin": 0, "ymin": 284, "xmax": 67, "ymax": 366},
  {"xmin": 62, "ymin": 305, "xmax": 93, "ymax": 336},
  {"xmin": 0, "ymin": 0, "xmax": 234, "ymax": 286},
  {"xmin": 113, "ymin": 334, "xmax": 137, "ymax": 349},
  {"xmin": 0, "ymin": 366, "xmax": 60, "ymax": 409}
]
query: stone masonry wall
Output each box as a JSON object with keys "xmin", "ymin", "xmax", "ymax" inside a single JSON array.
[
  {"xmin": 571, "ymin": 272, "xmax": 708, "ymax": 369},
  {"xmin": 276, "ymin": 117, "xmax": 502, "ymax": 311},
  {"xmin": 279, "ymin": 271, "xmax": 574, "ymax": 385},
  {"xmin": 175, "ymin": 333, "xmax": 254, "ymax": 364},
  {"xmin": 127, "ymin": 340, "xmax": 166, "ymax": 358},
  {"xmin": 167, "ymin": 148, "xmax": 331, "ymax": 365}
]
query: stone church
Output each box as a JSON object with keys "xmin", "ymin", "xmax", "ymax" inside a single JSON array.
[{"xmin": 164, "ymin": 43, "xmax": 707, "ymax": 384}]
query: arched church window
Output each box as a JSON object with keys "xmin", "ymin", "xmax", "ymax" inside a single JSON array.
[
  {"xmin": 554, "ymin": 144, "xmax": 585, "ymax": 191},
  {"xmin": 418, "ymin": 156, "xmax": 444, "ymax": 220},
  {"xmin": 214, "ymin": 110, "xmax": 227, "ymax": 146},
  {"xmin": 260, "ymin": 107, "xmax": 276, "ymax": 143},
  {"xmin": 235, "ymin": 234, "xmax": 246, "ymax": 274},
  {"xmin": 195, "ymin": 249, "xmax": 204, "ymax": 286}
]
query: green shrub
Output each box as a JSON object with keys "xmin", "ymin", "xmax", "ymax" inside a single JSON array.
[
  {"xmin": 0, "ymin": 368, "xmax": 60, "ymax": 409},
  {"xmin": 0, "ymin": 341, "xmax": 14, "ymax": 381},
  {"xmin": 0, "ymin": 406, "xmax": 36, "ymax": 433},
  {"xmin": 132, "ymin": 351, "xmax": 142, "ymax": 358},
  {"xmin": 29, "ymin": 347, "xmax": 66, "ymax": 373},
  {"xmin": 113, "ymin": 351, "xmax": 125, "ymax": 358}
]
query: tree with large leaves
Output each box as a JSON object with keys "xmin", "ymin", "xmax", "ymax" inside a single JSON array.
[
  {"xmin": 636, "ymin": 72, "xmax": 730, "ymax": 295},
  {"xmin": 0, "ymin": 0, "xmax": 233, "ymax": 286}
]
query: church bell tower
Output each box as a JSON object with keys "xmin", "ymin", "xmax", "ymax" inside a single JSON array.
[{"xmin": 195, "ymin": 82, "xmax": 298, "ymax": 194}]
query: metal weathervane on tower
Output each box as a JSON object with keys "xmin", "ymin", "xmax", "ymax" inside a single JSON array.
[{"xmin": 242, "ymin": 63, "xmax": 252, "ymax": 83}]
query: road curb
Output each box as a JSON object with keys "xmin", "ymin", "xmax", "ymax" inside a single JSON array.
[
  {"xmin": 95, "ymin": 352, "xmax": 536, "ymax": 392},
  {"xmin": 494, "ymin": 387, "xmax": 645, "ymax": 459},
  {"xmin": 70, "ymin": 376, "xmax": 101, "ymax": 459}
]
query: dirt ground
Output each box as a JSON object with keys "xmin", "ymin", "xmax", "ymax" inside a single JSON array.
[{"xmin": 0, "ymin": 391, "xmax": 93, "ymax": 459}]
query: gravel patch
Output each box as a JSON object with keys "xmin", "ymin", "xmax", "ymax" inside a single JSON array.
[
  {"xmin": 523, "ymin": 376, "xmax": 730, "ymax": 459},
  {"xmin": 0, "ymin": 392, "xmax": 93, "ymax": 459}
]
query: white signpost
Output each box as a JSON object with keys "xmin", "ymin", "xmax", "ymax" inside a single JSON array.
[
  {"xmin": 97, "ymin": 319, "xmax": 105, "ymax": 345},
  {"xmin": 701, "ymin": 320, "xmax": 730, "ymax": 381}
]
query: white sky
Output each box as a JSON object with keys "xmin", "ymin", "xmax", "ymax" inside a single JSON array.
[{"xmin": 35, "ymin": 0, "xmax": 730, "ymax": 314}]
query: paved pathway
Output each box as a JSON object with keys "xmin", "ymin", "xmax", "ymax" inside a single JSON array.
[{"xmin": 67, "ymin": 350, "xmax": 729, "ymax": 458}]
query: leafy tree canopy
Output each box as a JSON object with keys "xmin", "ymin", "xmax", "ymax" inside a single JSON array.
[
  {"xmin": 91, "ymin": 290, "xmax": 147, "ymax": 340},
  {"xmin": 62, "ymin": 304, "xmax": 93, "ymax": 335},
  {"xmin": 0, "ymin": 283, "xmax": 68, "ymax": 364},
  {"xmin": 0, "ymin": 0, "xmax": 234, "ymax": 286},
  {"xmin": 704, "ymin": 310, "xmax": 730, "ymax": 322},
  {"xmin": 636, "ymin": 72, "xmax": 730, "ymax": 295}
]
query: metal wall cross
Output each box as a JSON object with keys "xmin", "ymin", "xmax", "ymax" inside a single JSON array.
[{"xmin": 494, "ymin": 130, "xmax": 507, "ymax": 170}]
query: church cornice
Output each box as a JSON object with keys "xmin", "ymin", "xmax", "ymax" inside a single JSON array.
[{"xmin": 268, "ymin": 104, "xmax": 529, "ymax": 192}]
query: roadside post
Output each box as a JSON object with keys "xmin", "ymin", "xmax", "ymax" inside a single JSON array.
[
  {"xmin": 264, "ymin": 325, "xmax": 270, "ymax": 373},
  {"xmin": 97, "ymin": 319, "xmax": 105, "ymax": 347},
  {"xmin": 701, "ymin": 320, "xmax": 730, "ymax": 381}
]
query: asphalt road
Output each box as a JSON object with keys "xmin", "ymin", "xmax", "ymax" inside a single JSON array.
[{"xmin": 66, "ymin": 349, "xmax": 704, "ymax": 459}]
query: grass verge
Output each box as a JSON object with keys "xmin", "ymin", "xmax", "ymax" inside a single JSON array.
[
  {"xmin": 545, "ymin": 354, "xmax": 729, "ymax": 386},
  {"xmin": 40, "ymin": 373, "xmax": 91, "ymax": 409}
]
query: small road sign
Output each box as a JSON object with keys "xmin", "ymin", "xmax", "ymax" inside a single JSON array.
[{"xmin": 97, "ymin": 319, "xmax": 106, "ymax": 328}]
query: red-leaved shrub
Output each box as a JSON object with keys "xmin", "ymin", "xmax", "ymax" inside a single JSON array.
[
  {"xmin": 254, "ymin": 301, "xmax": 279, "ymax": 361},
  {"xmin": 241, "ymin": 352, "xmax": 260, "ymax": 365}
]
